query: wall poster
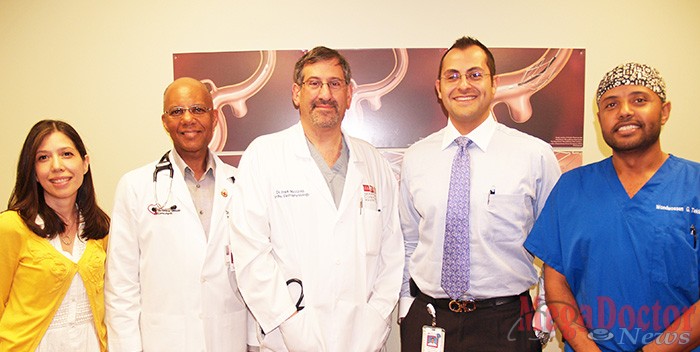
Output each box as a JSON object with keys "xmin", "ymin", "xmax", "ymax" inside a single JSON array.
[{"xmin": 173, "ymin": 47, "xmax": 585, "ymax": 173}]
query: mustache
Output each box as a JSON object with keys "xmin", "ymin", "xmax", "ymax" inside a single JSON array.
[
  {"xmin": 312, "ymin": 98, "xmax": 338, "ymax": 111},
  {"xmin": 613, "ymin": 120, "xmax": 641, "ymax": 132}
]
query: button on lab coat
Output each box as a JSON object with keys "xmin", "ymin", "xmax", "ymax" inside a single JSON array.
[
  {"xmin": 105, "ymin": 150, "xmax": 249, "ymax": 352},
  {"xmin": 230, "ymin": 123, "xmax": 404, "ymax": 352}
]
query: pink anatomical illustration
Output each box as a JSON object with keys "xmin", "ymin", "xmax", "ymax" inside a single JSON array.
[
  {"xmin": 492, "ymin": 49, "xmax": 573, "ymax": 123},
  {"xmin": 348, "ymin": 48, "xmax": 409, "ymax": 122},
  {"xmin": 201, "ymin": 50, "xmax": 276, "ymax": 151}
]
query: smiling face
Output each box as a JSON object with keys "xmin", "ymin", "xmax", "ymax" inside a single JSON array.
[
  {"xmin": 34, "ymin": 131, "xmax": 89, "ymax": 208},
  {"xmin": 162, "ymin": 78, "xmax": 217, "ymax": 160},
  {"xmin": 292, "ymin": 58, "xmax": 353, "ymax": 132},
  {"xmin": 436, "ymin": 45, "xmax": 497, "ymax": 134},
  {"xmin": 597, "ymin": 85, "xmax": 670, "ymax": 154}
]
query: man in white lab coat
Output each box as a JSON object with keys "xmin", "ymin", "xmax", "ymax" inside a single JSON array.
[
  {"xmin": 229, "ymin": 47, "xmax": 404, "ymax": 351},
  {"xmin": 105, "ymin": 77, "xmax": 249, "ymax": 351}
]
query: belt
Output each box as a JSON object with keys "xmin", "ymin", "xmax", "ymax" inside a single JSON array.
[{"xmin": 416, "ymin": 290, "xmax": 526, "ymax": 313}]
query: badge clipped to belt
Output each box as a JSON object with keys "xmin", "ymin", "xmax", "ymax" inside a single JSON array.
[{"xmin": 421, "ymin": 303, "xmax": 445, "ymax": 352}]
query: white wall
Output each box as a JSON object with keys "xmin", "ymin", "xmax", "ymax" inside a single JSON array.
[{"xmin": 1, "ymin": 1, "xmax": 699, "ymax": 351}]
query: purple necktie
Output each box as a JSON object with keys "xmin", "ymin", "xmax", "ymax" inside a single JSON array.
[{"xmin": 441, "ymin": 136, "xmax": 472, "ymax": 300}]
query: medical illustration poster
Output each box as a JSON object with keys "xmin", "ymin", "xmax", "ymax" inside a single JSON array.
[{"xmin": 173, "ymin": 47, "xmax": 585, "ymax": 172}]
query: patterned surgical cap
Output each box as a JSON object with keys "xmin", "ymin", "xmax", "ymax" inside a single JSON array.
[{"xmin": 596, "ymin": 62, "xmax": 666, "ymax": 103}]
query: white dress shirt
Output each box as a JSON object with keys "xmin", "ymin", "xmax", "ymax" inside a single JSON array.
[{"xmin": 399, "ymin": 116, "xmax": 560, "ymax": 317}]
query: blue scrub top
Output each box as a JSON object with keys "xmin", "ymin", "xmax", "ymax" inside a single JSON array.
[{"xmin": 525, "ymin": 155, "xmax": 700, "ymax": 351}]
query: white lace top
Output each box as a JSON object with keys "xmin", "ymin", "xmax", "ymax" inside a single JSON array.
[{"xmin": 36, "ymin": 223, "xmax": 100, "ymax": 352}]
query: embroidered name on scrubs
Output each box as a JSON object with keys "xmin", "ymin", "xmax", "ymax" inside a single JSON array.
[{"xmin": 655, "ymin": 204, "xmax": 700, "ymax": 214}]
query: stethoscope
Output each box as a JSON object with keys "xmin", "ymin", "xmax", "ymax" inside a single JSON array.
[
  {"xmin": 286, "ymin": 278, "xmax": 305, "ymax": 311},
  {"xmin": 151, "ymin": 150, "xmax": 236, "ymax": 214},
  {"xmin": 151, "ymin": 151, "xmax": 176, "ymax": 213},
  {"xmin": 261, "ymin": 278, "xmax": 304, "ymax": 335}
]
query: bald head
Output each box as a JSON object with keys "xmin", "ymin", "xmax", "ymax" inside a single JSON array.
[
  {"xmin": 163, "ymin": 77, "xmax": 214, "ymax": 111},
  {"xmin": 161, "ymin": 77, "xmax": 218, "ymax": 163}
]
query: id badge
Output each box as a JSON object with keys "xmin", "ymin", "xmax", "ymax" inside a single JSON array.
[{"xmin": 421, "ymin": 325, "xmax": 446, "ymax": 352}]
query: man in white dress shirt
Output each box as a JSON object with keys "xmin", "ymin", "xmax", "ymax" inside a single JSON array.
[{"xmin": 398, "ymin": 36, "xmax": 561, "ymax": 351}]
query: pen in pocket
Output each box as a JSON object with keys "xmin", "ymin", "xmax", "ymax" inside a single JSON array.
[
  {"xmin": 691, "ymin": 224, "xmax": 697, "ymax": 249},
  {"xmin": 488, "ymin": 187, "xmax": 495, "ymax": 204}
]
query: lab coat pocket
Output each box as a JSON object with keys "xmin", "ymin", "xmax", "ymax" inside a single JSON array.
[
  {"xmin": 278, "ymin": 308, "xmax": 327, "ymax": 351},
  {"xmin": 362, "ymin": 210, "xmax": 383, "ymax": 256},
  {"xmin": 343, "ymin": 303, "xmax": 390, "ymax": 352},
  {"xmin": 208, "ymin": 311, "xmax": 248, "ymax": 352},
  {"xmin": 140, "ymin": 313, "xmax": 185, "ymax": 351}
]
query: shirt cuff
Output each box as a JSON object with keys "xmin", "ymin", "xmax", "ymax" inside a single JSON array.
[{"xmin": 398, "ymin": 296, "xmax": 415, "ymax": 318}]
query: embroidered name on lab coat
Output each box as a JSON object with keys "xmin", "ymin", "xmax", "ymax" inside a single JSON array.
[{"xmin": 274, "ymin": 189, "xmax": 310, "ymax": 199}]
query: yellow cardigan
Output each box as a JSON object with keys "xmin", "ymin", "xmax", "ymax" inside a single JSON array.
[{"xmin": 0, "ymin": 211, "xmax": 108, "ymax": 351}]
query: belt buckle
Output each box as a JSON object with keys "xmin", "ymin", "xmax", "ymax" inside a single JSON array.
[{"xmin": 449, "ymin": 299, "xmax": 476, "ymax": 313}]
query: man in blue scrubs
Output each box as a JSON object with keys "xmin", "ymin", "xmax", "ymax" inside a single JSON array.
[{"xmin": 525, "ymin": 63, "xmax": 700, "ymax": 351}]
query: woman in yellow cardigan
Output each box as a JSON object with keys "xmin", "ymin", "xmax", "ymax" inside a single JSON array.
[{"xmin": 0, "ymin": 120, "xmax": 110, "ymax": 351}]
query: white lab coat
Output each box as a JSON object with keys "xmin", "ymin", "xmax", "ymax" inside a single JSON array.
[
  {"xmin": 230, "ymin": 123, "xmax": 404, "ymax": 352},
  {"xmin": 105, "ymin": 150, "xmax": 249, "ymax": 352}
]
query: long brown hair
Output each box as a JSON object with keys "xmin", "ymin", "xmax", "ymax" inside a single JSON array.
[{"xmin": 7, "ymin": 120, "xmax": 110, "ymax": 240}]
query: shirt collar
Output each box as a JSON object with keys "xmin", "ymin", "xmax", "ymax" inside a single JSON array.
[
  {"xmin": 441, "ymin": 115, "xmax": 497, "ymax": 152},
  {"xmin": 171, "ymin": 149, "xmax": 216, "ymax": 180}
]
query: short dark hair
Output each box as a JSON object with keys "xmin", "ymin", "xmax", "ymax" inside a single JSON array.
[
  {"xmin": 7, "ymin": 119, "xmax": 110, "ymax": 240},
  {"xmin": 438, "ymin": 36, "xmax": 496, "ymax": 81},
  {"xmin": 293, "ymin": 46, "xmax": 352, "ymax": 85}
]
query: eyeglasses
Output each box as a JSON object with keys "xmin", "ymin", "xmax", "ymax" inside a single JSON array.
[
  {"xmin": 164, "ymin": 105, "xmax": 212, "ymax": 118},
  {"xmin": 441, "ymin": 71, "xmax": 491, "ymax": 84},
  {"xmin": 301, "ymin": 79, "xmax": 347, "ymax": 91}
]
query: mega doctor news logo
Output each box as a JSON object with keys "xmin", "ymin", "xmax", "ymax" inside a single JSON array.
[{"xmin": 515, "ymin": 296, "xmax": 695, "ymax": 347}]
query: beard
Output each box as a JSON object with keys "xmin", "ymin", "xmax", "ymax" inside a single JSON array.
[
  {"xmin": 604, "ymin": 119, "xmax": 662, "ymax": 153},
  {"xmin": 309, "ymin": 98, "xmax": 341, "ymax": 129}
]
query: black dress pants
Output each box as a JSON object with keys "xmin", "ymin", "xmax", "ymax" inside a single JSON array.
[{"xmin": 400, "ymin": 292, "xmax": 542, "ymax": 352}]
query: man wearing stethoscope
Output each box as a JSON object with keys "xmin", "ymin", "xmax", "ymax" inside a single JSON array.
[
  {"xmin": 229, "ymin": 47, "xmax": 405, "ymax": 351},
  {"xmin": 105, "ymin": 77, "xmax": 249, "ymax": 351}
]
